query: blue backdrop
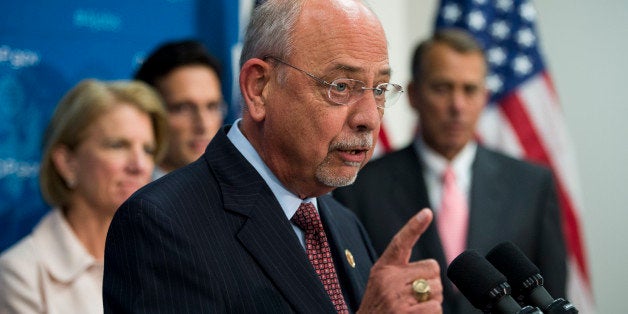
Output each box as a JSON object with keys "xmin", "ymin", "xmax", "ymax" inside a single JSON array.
[{"xmin": 0, "ymin": 0, "xmax": 247, "ymax": 252}]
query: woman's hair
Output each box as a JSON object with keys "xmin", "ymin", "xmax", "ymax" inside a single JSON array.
[{"xmin": 39, "ymin": 79, "xmax": 168, "ymax": 207}]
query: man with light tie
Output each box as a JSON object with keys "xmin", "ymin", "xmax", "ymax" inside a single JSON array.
[{"xmin": 334, "ymin": 28, "xmax": 567, "ymax": 314}]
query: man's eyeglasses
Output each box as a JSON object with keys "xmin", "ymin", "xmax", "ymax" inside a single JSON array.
[{"xmin": 265, "ymin": 56, "xmax": 403, "ymax": 109}]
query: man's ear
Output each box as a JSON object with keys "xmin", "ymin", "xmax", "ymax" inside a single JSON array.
[{"xmin": 239, "ymin": 58, "xmax": 272, "ymax": 122}]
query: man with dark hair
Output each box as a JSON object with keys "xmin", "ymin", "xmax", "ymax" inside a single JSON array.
[
  {"xmin": 334, "ymin": 28, "xmax": 567, "ymax": 313},
  {"xmin": 135, "ymin": 40, "xmax": 225, "ymax": 178}
]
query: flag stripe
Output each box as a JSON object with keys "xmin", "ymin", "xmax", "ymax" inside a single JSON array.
[
  {"xmin": 378, "ymin": 125, "xmax": 392, "ymax": 153},
  {"xmin": 476, "ymin": 105, "xmax": 525, "ymax": 158},
  {"xmin": 556, "ymin": 180, "xmax": 590, "ymax": 283},
  {"xmin": 517, "ymin": 74, "xmax": 591, "ymax": 281},
  {"xmin": 500, "ymin": 84, "xmax": 591, "ymax": 284},
  {"xmin": 499, "ymin": 91, "xmax": 548, "ymax": 164},
  {"xmin": 519, "ymin": 74, "xmax": 586, "ymax": 213}
]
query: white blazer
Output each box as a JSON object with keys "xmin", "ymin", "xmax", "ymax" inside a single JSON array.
[{"xmin": 0, "ymin": 209, "xmax": 104, "ymax": 314}]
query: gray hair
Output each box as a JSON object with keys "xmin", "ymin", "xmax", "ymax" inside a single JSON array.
[
  {"xmin": 240, "ymin": 0, "xmax": 305, "ymax": 66},
  {"xmin": 240, "ymin": 0, "xmax": 375, "ymax": 66}
]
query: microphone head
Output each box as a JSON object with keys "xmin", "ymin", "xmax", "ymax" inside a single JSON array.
[
  {"xmin": 447, "ymin": 250, "xmax": 512, "ymax": 311},
  {"xmin": 486, "ymin": 241, "xmax": 542, "ymax": 298}
]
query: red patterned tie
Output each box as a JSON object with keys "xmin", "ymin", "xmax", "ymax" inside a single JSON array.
[{"xmin": 291, "ymin": 202, "xmax": 349, "ymax": 313}]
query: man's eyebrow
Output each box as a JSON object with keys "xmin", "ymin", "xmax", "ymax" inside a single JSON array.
[
  {"xmin": 326, "ymin": 64, "xmax": 392, "ymax": 77},
  {"xmin": 379, "ymin": 67, "xmax": 392, "ymax": 76}
]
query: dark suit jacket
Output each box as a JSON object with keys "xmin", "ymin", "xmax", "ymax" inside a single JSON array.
[
  {"xmin": 103, "ymin": 126, "xmax": 377, "ymax": 313},
  {"xmin": 333, "ymin": 145, "xmax": 567, "ymax": 314}
]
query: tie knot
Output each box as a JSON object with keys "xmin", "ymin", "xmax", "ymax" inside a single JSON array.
[
  {"xmin": 443, "ymin": 166, "xmax": 456, "ymax": 183},
  {"xmin": 291, "ymin": 202, "xmax": 323, "ymax": 233}
]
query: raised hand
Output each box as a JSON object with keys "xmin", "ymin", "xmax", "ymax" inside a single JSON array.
[{"xmin": 358, "ymin": 208, "xmax": 443, "ymax": 313}]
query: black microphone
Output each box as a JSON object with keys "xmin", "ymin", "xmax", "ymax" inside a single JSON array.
[
  {"xmin": 447, "ymin": 250, "xmax": 542, "ymax": 313},
  {"xmin": 486, "ymin": 242, "xmax": 578, "ymax": 314}
]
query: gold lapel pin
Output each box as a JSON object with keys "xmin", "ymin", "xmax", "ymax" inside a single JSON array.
[{"xmin": 345, "ymin": 249, "xmax": 356, "ymax": 268}]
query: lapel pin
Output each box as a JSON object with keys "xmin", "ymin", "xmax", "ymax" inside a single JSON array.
[{"xmin": 345, "ymin": 249, "xmax": 356, "ymax": 268}]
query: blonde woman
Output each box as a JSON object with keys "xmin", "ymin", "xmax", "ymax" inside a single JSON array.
[{"xmin": 0, "ymin": 79, "xmax": 168, "ymax": 314}]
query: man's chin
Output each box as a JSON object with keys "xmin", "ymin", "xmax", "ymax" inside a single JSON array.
[{"xmin": 316, "ymin": 168, "xmax": 359, "ymax": 188}]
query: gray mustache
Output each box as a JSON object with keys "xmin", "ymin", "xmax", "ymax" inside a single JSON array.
[{"xmin": 330, "ymin": 135, "xmax": 373, "ymax": 151}]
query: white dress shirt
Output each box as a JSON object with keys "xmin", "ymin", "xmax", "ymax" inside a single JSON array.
[
  {"xmin": 0, "ymin": 209, "xmax": 104, "ymax": 314},
  {"xmin": 414, "ymin": 138, "xmax": 477, "ymax": 214}
]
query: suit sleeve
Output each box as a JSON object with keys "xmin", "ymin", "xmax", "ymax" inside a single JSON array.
[
  {"xmin": 0, "ymin": 247, "xmax": 43, "ymax": 313},
  {"xmin": 103, "ymin": 197, "xmax": 220, "ymax": 314},
  {"xmin": 535, "ymin": 171, "xmax": 568, "ymax": 299},
  {"xmin": 332, "ymin": 185, "xmax": 358, "ymax": 212}
]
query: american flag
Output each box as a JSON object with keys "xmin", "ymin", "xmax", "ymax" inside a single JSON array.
[{"xmin": 432, "ymin": 0, "xmax": 595, "ymax": 311}]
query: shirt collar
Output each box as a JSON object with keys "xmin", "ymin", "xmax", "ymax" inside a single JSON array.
[
  {"xmin": 227, "ymin": 119, "xmax": 317, "ymax": 219},
  {"xmin": 414, "ymin": 137, "xmax": 477, "ymax": 180},
  {"xmin": 152, "ymin": 166, "xmax": 168, "ymax": 180},
  {"xmin": 31, "ymin": 209, "xmax": 100, "ymax": 283}
]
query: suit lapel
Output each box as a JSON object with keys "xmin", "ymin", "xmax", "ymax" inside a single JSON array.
[
  {"xmin": 317, "ymin": 196, "xmax": 369, "ymax": 310},
  {"xmin": 391, "ymin": 147, "xmax": 447, "ymax": 265},
  {"xmin": 389, "ymin": 146, "xmax": 468, "ymax": 301},
  {"xmin": 468, "ymin": 147, "xmax": 507, "ymax": 252},
  {"xmin": 206, "ymin": 128, "xmax": 336, "ymax": 313},
  {"xmin": 234, "ymin": 200, "xmax": 336, "ymax": 313}
]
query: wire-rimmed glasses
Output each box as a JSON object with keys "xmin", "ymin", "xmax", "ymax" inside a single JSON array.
[{"xmin": 265, "ymin": 56, "xmax": 403, "ymax": 109}]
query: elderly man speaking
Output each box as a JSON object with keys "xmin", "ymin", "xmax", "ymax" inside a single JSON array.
[{"xmin": 103, "ymin": 1, "xmax": 443, "ymax": 313}]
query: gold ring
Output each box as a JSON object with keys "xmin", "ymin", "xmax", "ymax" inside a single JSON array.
[{"xmin": 412, "ymin": 279, "xmax": 431, "ymax": 302}]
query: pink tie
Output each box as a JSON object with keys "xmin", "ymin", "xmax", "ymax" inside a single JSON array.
[
  {"xmin": 437, "ymin": 166, "xmax": 469, "ymax": 265},
  {"xmin": 291, "ymin": 202, "xmax": 349, "ymax": 314}
]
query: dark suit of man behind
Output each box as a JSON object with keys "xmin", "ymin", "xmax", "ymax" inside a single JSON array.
[
  {"xmin": 334, "ymin": 144, "xmax": 566, "ymax": 313},
  {"xmin": 334, "ymin": 29, "xmax": 567, "ymax": 314}
]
